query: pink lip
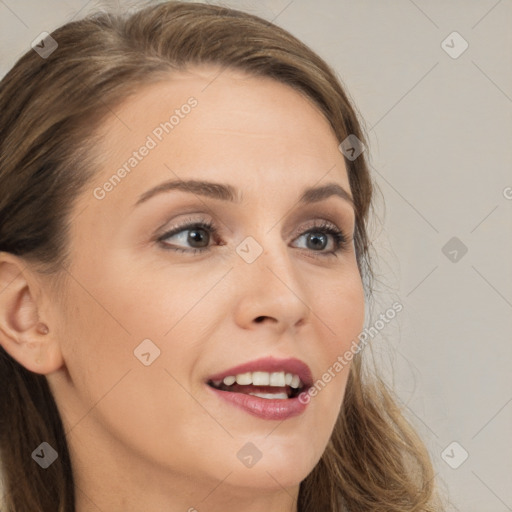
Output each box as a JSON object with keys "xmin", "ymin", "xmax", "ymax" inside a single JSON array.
[
  {"xmin": 207, "ymin": 385, "xmax": 309, "ymax": 420},
  {"xmin": 205, "ymin": 356, "xmax": 313, "ymax": 421},
  {"xmin": 206, "ymin": 356, "xmax": 314, "ymax": 388}
]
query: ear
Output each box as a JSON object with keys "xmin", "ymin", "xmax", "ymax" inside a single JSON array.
[{"xmin": 0, "ymin": 252, "xmax": 64, "ymax": 375}]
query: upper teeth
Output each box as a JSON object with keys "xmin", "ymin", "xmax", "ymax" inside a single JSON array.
[{"xmin": 216, "ymin": 371, "xmax": 302, "ymax": 389}]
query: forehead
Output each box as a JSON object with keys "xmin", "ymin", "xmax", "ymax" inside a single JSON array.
[
  {"xmin": 83, "ymin": 66, "xmax": 351, "ymax": 215},
  {"xmin": 97, "ymin": 66, "xmax": 340, "ymax": 150}
]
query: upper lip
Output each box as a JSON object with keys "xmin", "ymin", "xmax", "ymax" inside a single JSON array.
[{"xmin": 206, "ymin": 356, "xmax": 314, "ymax": 388}]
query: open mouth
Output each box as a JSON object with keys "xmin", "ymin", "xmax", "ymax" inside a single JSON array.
[
  {"xmin": 206, "ymin": 359, "xmax": 313, "ymax": 420},
  {"xmin": 207, "ymin": 371, "xmax": 306, "ymax": 400}
]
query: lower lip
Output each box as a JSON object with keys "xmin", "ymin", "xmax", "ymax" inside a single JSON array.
[{"xmin": 207, "ymin": 385, "xmax": 309, "ymax": 420}]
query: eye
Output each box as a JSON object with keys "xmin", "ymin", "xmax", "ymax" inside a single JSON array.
[
  {"xmin": 293, "ymin": 220, "xmax": 350, "ymax": 256},
  {"xmin": 157, "ymin": 218, "xmax": 218, "ymax": 254},
  {"xmin": 156, "ymin": 216, "xmax": 351, "ymax": 257}
]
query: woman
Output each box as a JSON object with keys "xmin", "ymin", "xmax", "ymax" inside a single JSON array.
[{"xmin": 0, "ymin": 1, "xmax": 443, "ymax": 511}]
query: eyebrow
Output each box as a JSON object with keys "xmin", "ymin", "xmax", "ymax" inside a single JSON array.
[{"xmin": 134, "ymin": 179, "xmax": 355, "ymax": 210}]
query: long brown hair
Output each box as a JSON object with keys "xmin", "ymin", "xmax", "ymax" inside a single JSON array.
[{"xmin": 0, "ymin": 2, "xmax": 443, "ymax": 510}]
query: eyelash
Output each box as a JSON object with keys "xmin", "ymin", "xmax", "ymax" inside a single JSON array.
[{"xmin": 156, "ymin": 217, "xmax": 351, "ymax": 259}]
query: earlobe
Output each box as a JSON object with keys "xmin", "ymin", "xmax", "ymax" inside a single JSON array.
[{"xmin": 0, "ymin": 255, "xmax": 64, "ymax": 375}]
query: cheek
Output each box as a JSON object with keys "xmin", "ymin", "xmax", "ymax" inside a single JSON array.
[
  {"xmin": 53, "ymin": 277, "xmax": 209, "ymax": 468},
  {"xmin": 320, "ymin": 272, "xmax": 366, "ymax": 354},
  {"xmin": 307, "ymin": 272, "xmax": 365, "ymax": 419},
  {"xmin": 56, "ymin": 258, "xmax": 210, "ymax": 410}
]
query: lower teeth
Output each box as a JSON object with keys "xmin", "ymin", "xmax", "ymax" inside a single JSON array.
[{"xmin": 248, "ymin": 392, "xmax": 289, "ymax": 400}]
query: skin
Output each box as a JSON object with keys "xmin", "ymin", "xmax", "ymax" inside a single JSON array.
[{"xmin": 0, "ymin": 66, "xmax": 365, "ymax": 512}]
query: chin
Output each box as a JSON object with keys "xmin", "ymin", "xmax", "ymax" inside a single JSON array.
[
  {"xmin": 212, "ymin": 439, "xmax": 321, "ymax": 491},
  {"xmin": 223, "ymin": 459, "xmax": 312, "ymax": 492}
]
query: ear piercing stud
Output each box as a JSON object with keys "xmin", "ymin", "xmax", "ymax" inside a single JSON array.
[{"xmin": 36, "ymin": 323, "xmax": 49, "ymax": 335}]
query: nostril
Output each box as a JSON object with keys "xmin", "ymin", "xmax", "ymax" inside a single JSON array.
[{"xmin": 254, "ymin": 316, "xmax": 277, "ymax": 324}]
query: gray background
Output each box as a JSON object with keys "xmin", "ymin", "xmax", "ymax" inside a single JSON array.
[{"xmin": 1, "ymin": 1, "xmax": 511, "ymax": 511}]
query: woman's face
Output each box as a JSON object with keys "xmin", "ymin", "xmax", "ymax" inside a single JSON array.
[{"xmin": 44, "ymin": 66, "xmax": 365, "ymax": 507}]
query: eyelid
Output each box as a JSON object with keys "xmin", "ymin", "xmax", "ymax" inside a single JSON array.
[
  {"xmin": 291, "ymin": 217, "xmax": 350, "ymax": 238},
  {"xmin": 154, "ymin": 209, "xmax": 233, "ymax": 238},
  {"xmin": 156, "ymin": 206, "xmax": 353, "ymax": 236},
  {"xmin": 156, "ymin": 213, "xmax": 351, "ymax": 240}
]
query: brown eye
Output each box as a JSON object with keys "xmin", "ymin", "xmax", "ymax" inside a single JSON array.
[{"xmin": 158, "ymin": 219, "xmax": 217, "ymax": 254}]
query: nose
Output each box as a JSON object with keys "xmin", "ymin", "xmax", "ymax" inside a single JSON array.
[{"xmin": 232, "ymin": 238, "xmax": 311, "ymax": 333}]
